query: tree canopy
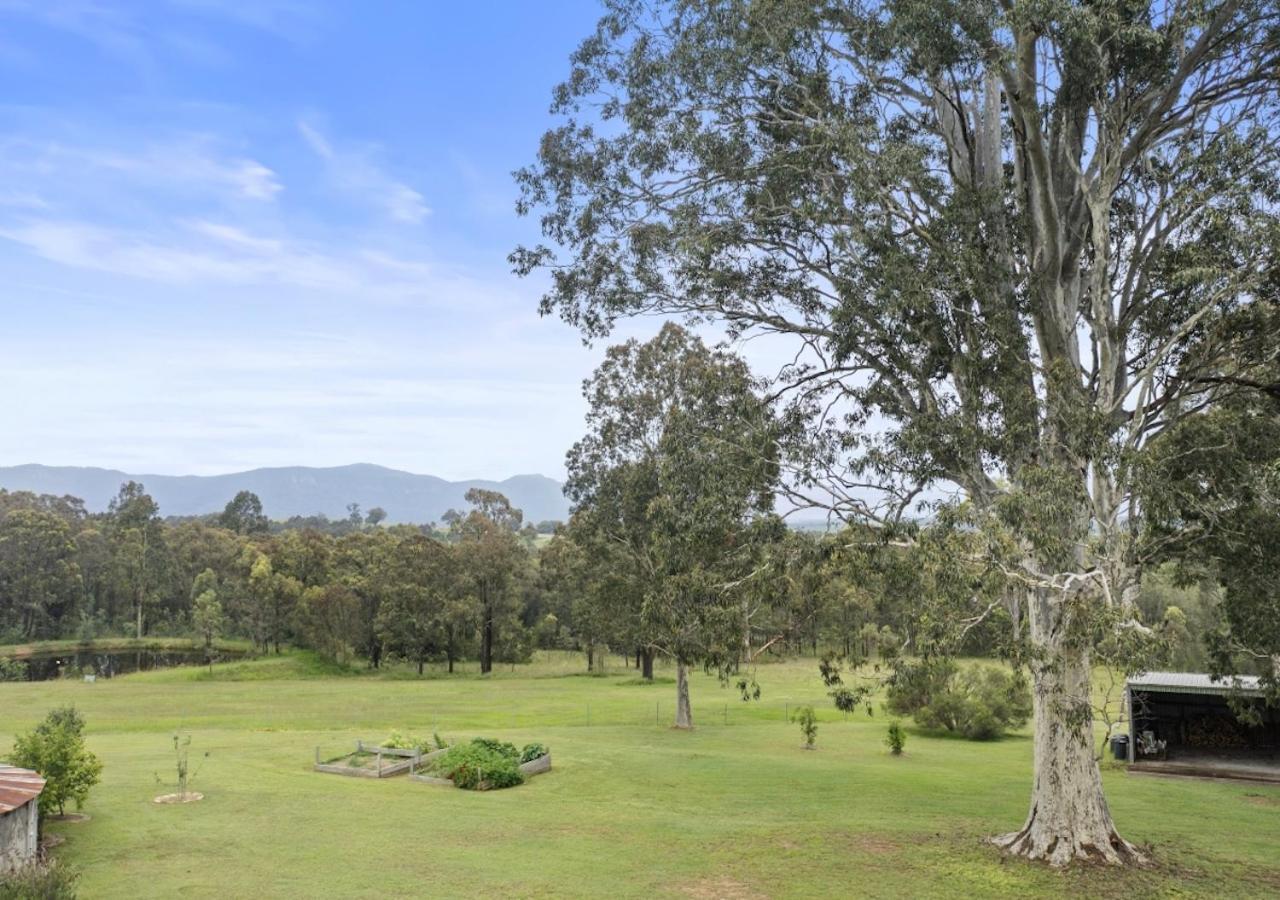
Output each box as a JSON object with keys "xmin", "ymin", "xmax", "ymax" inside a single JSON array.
[{"xmin": 516, "ymin": 0, "xmax": 1280, "ymax": 865}]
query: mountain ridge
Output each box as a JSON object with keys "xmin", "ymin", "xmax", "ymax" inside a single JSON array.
[{"xmin": 0, "ymin": 463, "xmax": 569, "ymax": 525}]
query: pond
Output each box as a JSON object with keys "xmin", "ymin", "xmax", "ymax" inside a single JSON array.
[{"xmin": 3, "ymin": 646, "xmax": 249, "ymax": 681}]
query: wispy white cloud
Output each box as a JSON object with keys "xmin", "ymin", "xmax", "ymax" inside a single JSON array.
[
  {"xmin": 0, "ymin": 134, "xmax": 282, "ymax": 203},
  {"xmin": 298, "ymin": 120, "xmax": 430, "ymax": 225},
  {"xmin": 0, "ymin": 0, "xmax": 323, "ymax": 70},
  {"xmin": 0, "ymin": 217, "xmax": 457, "ymax": 301}
]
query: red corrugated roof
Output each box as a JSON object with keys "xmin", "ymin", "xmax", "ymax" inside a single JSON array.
[{"xmin": 0, "ymin": 764, "xmax": 45, "ymax": 814}]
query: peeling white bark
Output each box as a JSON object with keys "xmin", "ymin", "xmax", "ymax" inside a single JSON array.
[{"xmin": 995, "ymin": 583, "xmax": 1145, "ymax": 866}]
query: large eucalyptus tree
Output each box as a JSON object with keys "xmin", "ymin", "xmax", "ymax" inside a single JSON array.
[
  {"xmin": 564, "ymin": 323, "xmax": 782, "ymax": 727},
  {"xmin": 516, "ymin": 0, "xmax": 1280, "ymax": 864}
]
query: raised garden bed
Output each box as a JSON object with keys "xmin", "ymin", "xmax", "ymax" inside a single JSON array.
[
  {"xmin": 409, "ymin": 739, "xmax": 551, "ymax": 790},
  {"xmin": 313, "ymin": 740, "xmax": 425, "ymax": 778}
]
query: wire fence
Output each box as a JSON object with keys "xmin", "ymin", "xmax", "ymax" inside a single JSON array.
[{"xmin": 374, "ymin": 697, "xmax": 867, "ymax": 735}]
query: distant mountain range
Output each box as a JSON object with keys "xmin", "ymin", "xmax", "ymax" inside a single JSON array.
[{"xmin": 0, "ymin": 464, "xmax": 570, "ymax": 525}]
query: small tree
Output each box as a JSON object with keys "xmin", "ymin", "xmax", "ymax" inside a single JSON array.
[
  {"xmin": 157, "ymin": 733, "xmax": 207, "ymax": 801},
  {"xmin": 886, "ymin": 722, "xmax": 907, "ymax": 757},
  {"xmin": 795, "ymin": 706, "xmax": 818, "ymax": 750},
  {"xmin": 9, "ymin": 706, "xmax": 103, "ymax": 816},
  {"xmin": 190, "ymin": 568, "xmax": 223, "ymax": 671}
]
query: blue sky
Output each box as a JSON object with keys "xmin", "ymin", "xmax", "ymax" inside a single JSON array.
[{"xmin": 0, "ymin": 0, "xmax": 681, "ymax": 480}]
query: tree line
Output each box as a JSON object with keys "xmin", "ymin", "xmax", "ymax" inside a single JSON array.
[{"xmin": 0, "ymin": 484, "xmax": 543, "ymax": 675}]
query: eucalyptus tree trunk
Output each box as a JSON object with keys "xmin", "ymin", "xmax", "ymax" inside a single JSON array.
[
  {"xmin": 995, "ymin": 580, "xmax": 1142, "ymax": 865},
  {"xmin": 641, "ymin": 648, "xmax": 654, "ymax": 681},
  {"xmin": 673, "ymin": 660, "xmax": 693, "ymax": 729}
]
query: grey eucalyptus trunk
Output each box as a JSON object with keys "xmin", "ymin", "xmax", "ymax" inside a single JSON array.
[
  {"xmin": 936, "ymin": 61, "xmax": 1152, "ymax": 863},
  {"xmin": 674, "ymin": 660, "xmax": 693, "ymax": 729},
  {"xmin": 994, "ymin": 581, "xmax": 1141, "ymax": 865}
]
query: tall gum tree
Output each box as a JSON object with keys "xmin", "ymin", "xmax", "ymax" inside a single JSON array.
[
  {"xmin": 514, "ymin": 0, "xmax": 1280, "ymax": 864},
  {"xmin": 563, "ymin": 324, "xmax": 783, "ymax": 728}
]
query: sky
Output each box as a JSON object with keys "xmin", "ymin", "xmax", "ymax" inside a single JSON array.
[{"xmin": 0, "ymin": 0, "xmax": 705, "ymax": 481}]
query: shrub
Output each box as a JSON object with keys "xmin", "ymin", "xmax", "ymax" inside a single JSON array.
[
  {"xmin": 885, "ymin": 661, "xmax": 1031, "ymax": 740},
  {"xmin": 429, "ymin": 739, "xmax": 523, "ymax": 790},
  {"xmin": 886, "ymin": 721, "xmax": 906, "ymax": 755},
  {"xmin": 519, "ymin": 743, "xmax": 548, "ymax": 763},
  {"xmin": 0, "ymin": 859, "xmax": 79, "ymax": 899},
  {"xmin": 432, "ymin": 732, "xmax": 447, "ymax": 751},
  {"xmin": 0, "ymin": 657, "xmax": 26, "ymax": 682},
  {"xmin": 794, "ymin": 706, "xmax": 818, "ymax": 748},
  {"xmin": 470, "ymin": 738, "xmax": 519, "ymax": 761},
  {"xmin": 9, "ymin": 706, "xmax": 103, "ymax": 815}
]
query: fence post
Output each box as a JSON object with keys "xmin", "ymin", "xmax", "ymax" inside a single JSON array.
[{"xmin": 784, "ymin": 702, "xmax": 789, "ymax": 723}]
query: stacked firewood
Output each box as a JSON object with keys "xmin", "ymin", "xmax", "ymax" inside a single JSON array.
[{"xmin": 1187, "ymin": 715, "xmax": 1249, "ymax": 749}]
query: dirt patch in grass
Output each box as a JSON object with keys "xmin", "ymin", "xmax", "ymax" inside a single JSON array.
[
  {"xmin": 154, "ymin": 792, "xmax": 204, "ymax": 804},
  {"xmin": 852, "ymin": 836, "xmax": 901, "ymax": 855},
  {"xmin": 680, "ymin": 875, "xmax": 767, "ymax": 899},
  {"xmin": 46, "ymin": 812, "xmax": 91, "ymax": 823},
  {"xmin": 1243, "ymin": 792, "xmax": 1279, "ymax": 807}
]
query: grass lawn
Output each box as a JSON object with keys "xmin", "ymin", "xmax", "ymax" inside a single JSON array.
[{"xmin": 2, "ymin": 651, "xmax": 1277, "ymax": 898}]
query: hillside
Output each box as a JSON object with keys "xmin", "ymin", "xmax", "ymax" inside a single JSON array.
[{"xmin": 0, "ymin": 463, "xmax": 569, "ymax": 525}]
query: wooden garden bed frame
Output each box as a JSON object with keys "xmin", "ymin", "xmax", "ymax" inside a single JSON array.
[
  {"xmin": 313, "ymin": 740, "xmax": 424, "ymax": 778},
  {"xmin": 408, "ymin": 751, "xmax": 552, "ymax": 787}
]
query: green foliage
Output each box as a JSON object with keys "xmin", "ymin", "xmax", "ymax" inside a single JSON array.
[
  {"xmin": 428, "ymin": 738, "xmax": 525, "ymax": 791},
  {"xmin": 561, "ymin": 323, "xmax": 783, "ymax": 725},
  {"xmin": 432, "ymin": 732, "xmax": 447, "ymax": 751},
  {"xmin": 0, "ymin": 656, "xmax": 27, "ymax": 681},
  {"xmin": 519, "ymin": 742, "xmax": 548, "ymax": 763},
  {"xmin": 380, "ymin": 730, "xmax": 424, "ymax": 751},
  {"xmin": 0, "ymin": 859, "xmax": 79, "ymax": 900},
  {"xmin": 9, "ymin": 706, "xmax": 103, "ymax": 815},
  {"xmin": 818, "ymin": 653, "xmax": 873, "ymax": 715},
  {"xmin": 470, "ymin": 737, "xmax": 518, "ymax": 760},
  {"xmin": 886, "ymin": 721, "xmax": 907, "ymax": 756},
  {"xmin": 219, "ymin": 490, "xmax": 268, "ymax": 535},
  {"xmin": 886, "ymin": 661, "xmax": 1031, "ymax": 741},
  {"xmin": 794, "ymin": 706, "xmax": 817, "ymax": 749}
]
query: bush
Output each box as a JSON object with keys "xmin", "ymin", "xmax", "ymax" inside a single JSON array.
[
  {"xmin": 0, "ymin": 657, "xmax": 26, "ymax": 682},
  {"xmin": 0, "ymin": 859, "xmax": 79, "ymax": 899},
  {"xmin": 886, "ymin": 661, "xmax": 1031, "ymax": 740},
  {"xmin": 886, "ymin": 721, "xmax": 907, "ymax": 755},
  {"xmin": 470, "ymin": 738, "xmax": 519, "ymax": 761},
  {"xmin": 794, "ymin": 706, "xmax": 818, "ymax": 748},
  {"xmin": 519, "ymin": 743, "xmax": 549, "ymax": 763},
  {"xmin": 428, "ymin": 739, "xmax": 524, "ymax": 790},
  {"xmin": 9, "ymin": 706, "xmax": 103, "ymax": 815}
]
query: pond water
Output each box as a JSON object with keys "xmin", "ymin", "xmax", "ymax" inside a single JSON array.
[{"xmin": 4, "ymin": 646, "xmax": 248, "ymax": 681}]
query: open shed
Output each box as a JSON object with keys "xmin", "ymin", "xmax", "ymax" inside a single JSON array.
[
  {"xmin": 0, "ymin": 765, "xmax": 45, "ymax": 872},
  {"xmin": 1126, "ymin": 672, "xmax": 1280, "ymax": 783}
]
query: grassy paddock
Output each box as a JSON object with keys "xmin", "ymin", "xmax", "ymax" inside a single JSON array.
[{"xmin": 1, "ymin": 652, "xmax": 1277, "ymax": 898}]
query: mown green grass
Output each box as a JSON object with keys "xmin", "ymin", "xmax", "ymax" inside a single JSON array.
[{"xmin": 2, "ymin": 652, "xmax": 1277, "ymax": 898}]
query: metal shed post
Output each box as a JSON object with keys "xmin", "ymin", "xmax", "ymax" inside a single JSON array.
[{"xmin": 1127, "ymin": 685, "xmax": 1135, "ymax": 763}]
